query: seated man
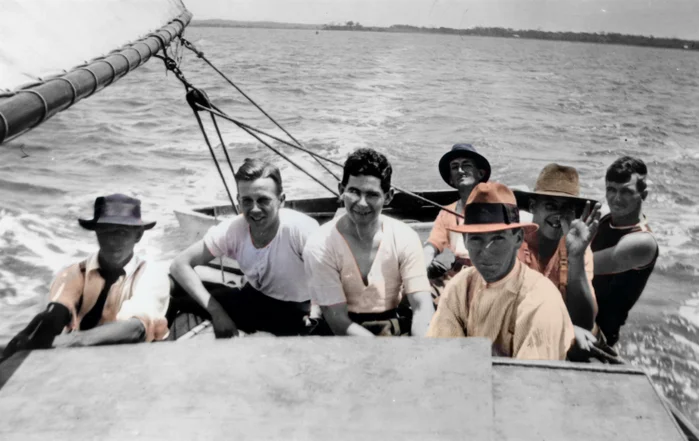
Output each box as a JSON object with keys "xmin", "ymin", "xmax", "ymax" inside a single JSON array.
[
  {"xmin": 591, "ymin": 156, "xmax": 659, "ymax": 347},
  {"xmin": 424, "ymin": 144, "xmax": 491, "ymax": 305},
  {"xmin": 427, "ymin": 182, "xmax": 575, "ymax": 360},
  {"xmin": 3, "ymin": 194, "xmax": 170, "ymax": 358},
  {"xmin": 513, "ymin": 164, "xmax": 600, "ymax": 332},
  {"xmin": 169, "ymin": 158, "xmax": 319, "ymax": 337},
  {"xmin": 303, "ymin": 148, "xmax": 434, "ymax": 337}
]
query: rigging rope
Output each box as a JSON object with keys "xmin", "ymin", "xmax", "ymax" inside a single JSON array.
[
  {"xmin": 195, "ymin": 103, "xmax": 465, "ymax": 220},
  {"xmin": 180, "ymin": 38, "xmax": 341, "ymax": 182},
  {"xmin": 185, "ymin": 88, "xmax": 238, "ymax": 213},
  {"xmin": 162, "ymin": 37, "xmax": 464, "ymax": 219}
]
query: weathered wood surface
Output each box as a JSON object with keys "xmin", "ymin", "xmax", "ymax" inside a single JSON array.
[
  {"xmin": 492, "ymin": 361, "xmax": 686, "ymax": 441},
  {"xmin": 0, "ymin": 337, "xmax": 493, "ymax": 441}
]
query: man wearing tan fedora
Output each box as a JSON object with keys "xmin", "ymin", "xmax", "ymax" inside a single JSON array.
[
  {"xmin": 427, "ymin": 182, "xmax": 575, "ymax": 360},
  {"xmin": 423, "ymin": 144, "xmax": 491, "ymax": 305},
  {"xmin": 513, "ymin": 164, "xmax": 601, "ymax": 336},
  {"xmin": 3, "ymin": 194, "xmax": 171, "ymax": 359}
]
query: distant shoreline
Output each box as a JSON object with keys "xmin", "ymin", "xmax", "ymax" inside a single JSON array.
[{"xmin": 190, "ymin": 19, "xmax": 698, "ymax": 51}]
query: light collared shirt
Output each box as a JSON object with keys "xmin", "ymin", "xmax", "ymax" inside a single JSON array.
[
  {"xmin": 303, "ymin": 215, "xmax": 431, "ymax": 313},
  {"xmin": 49, "ymin": 252, "xmax": 170, "ymax": 342},
  {"xmin": 427, "ymin": 259, "xmax": 575, "ymax": 360},
  {"xmin": 426, "ymin": 201, "xmax": 469, "ymax": 259}
]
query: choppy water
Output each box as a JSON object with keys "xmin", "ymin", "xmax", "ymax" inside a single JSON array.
[{"xmin": 1, "ymin": 27, "xmax": 698, "ymax": 426}]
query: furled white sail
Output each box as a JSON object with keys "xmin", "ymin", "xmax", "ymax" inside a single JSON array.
[{"xmin": 0, "ymin": 0, "xmax": 188, "ymax": 92}]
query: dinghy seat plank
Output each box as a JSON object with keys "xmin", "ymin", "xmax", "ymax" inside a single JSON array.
[{"xmin": 0, "ymin": 338, "xmax": 493, "ymax": 441}]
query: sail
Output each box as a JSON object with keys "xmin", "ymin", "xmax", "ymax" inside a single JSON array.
[
  {"xmin": 0, "ymin": 0, "xmax": 188, "ymax": 92},
  {"xmin": 0, "ymin": 0, "xmax": 192, "ymax": 144}
]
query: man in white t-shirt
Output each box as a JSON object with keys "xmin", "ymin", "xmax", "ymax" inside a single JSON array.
[
  {"xmin": 303, "ymin": 148, "xmax": 434, "ymax": 337},
  {"xmin": 169, "ymin": 158, "xmax": 319, "ymax": 337}
]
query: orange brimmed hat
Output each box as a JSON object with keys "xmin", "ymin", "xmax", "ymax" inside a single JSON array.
[{"xmin": 447, "ymin": 182, "xmax": 538, "ymax": 234}]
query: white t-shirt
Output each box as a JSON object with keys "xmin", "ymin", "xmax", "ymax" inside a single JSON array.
[{"xmin": 203, "ymin": 208, "xmax": 320, "ymax": 303}]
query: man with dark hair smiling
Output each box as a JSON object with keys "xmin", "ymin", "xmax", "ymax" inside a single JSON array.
[
  {"xmin": 427, "ymin": 182, "xmax": 574, "ymax": 360},
  {"xmin": 170, "ymin": 158, "xmax": 319, "ymax": 338},
  {"xmin": 591, "ymin": 156, "xmax": 659, "ymax": 347},
  {"xmin": 3, "ymin": 194, "xmax": 170, "ymax": 358},
  {"xmin": 303, "ymin": 148, "xmax": 434, "ymax": 337}
]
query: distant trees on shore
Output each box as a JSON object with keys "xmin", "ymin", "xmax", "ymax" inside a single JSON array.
[{"xmin": 321, "ymin": 23, "xmax": 698, "ymax": 51}]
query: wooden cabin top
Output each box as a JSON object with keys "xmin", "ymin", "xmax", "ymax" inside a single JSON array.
[{"xmin": 0, "ymin": 337, "xmax": 687, "ymax": 441}]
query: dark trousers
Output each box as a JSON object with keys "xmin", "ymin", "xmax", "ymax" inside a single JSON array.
[{"xmin": 167, "ymin": 279, "xmax": 311, "ymax": 337}]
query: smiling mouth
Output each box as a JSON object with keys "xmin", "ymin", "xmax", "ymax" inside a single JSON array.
[{"xmin": 546, "ymin": 217, "xmax": 562, "ymax": 229}]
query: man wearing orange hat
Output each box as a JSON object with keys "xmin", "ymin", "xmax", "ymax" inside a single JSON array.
[
  {"xmin": 423, "ymin": 144, "xmax": 491, "ymax": 305},
  {"xmin": 427, "ymin": 182, "xmax": 575, "ymax": 360},
  {"xmin": 513, "ymin": 164, "xmax": 600, "ymax": 338}
]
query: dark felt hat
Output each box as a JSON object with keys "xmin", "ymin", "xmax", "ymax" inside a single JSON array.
[
  {"xmin": 78, "ymin": 194, "xmax": 156, "ymax": 230},
  {"xmin": 438, "ymin": 143, "xmax": 491, "ymax": 188}
]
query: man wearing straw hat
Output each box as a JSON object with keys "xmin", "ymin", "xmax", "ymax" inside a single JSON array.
[
  {"xmin": 3, "ymin": 194, "xmax": 171, "ymax": 358},
  {"xmin": 423, "ymin": 144, "xmax": 491, "ymax": 305},
  {"xmin": 427, "ymin": 182, "xmax": 575, "ymax": 360},
  {"xmin": 513, "ymin": 164, "xmax": 601, "ymax": 344}
]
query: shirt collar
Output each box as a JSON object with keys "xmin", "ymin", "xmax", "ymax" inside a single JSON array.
[
  {"xmin": 85, "ymin": 252, "xmax": 140, "ymax": 276},
  {"xmin": 481, "ymin": 258, "xmax": 523, "ymax": 290}
]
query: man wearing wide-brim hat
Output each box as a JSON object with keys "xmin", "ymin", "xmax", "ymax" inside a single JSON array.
[
  {"xmin": 2, "ymin": 194, "xmax": 170, "ymax": 358},
  {"xmin": 513, "ymin": 163, "xmax": 601, "ymax": 336},
  {"xmin": 427, "ymin": 182, "xmax": 575, "ymax": 360},
  {"xmin": 423, "ymin": 143, "xmax": 491, "ymax": 305}
]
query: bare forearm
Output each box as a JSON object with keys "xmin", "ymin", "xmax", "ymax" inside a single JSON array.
[
  {"xmin": 423, "ymin": 244, "xmax": 438, "ymax": 267},
  {"xmin": 408, "ymin": 291, "xmax": 435, "ymax": 337},
  {"xmin": 170, "ymin": 260, "xmax": 216, "ymax": 311},
  {"xmin": 566, "ymin": 257, "xmax": 596, "ymax": 330},
  {"xmin": 54, "ymin": 318, "xmax": 146, "ymax": 348},
  {"xmin": 321, "ymin": 305, "xmax": 375, "ymax": 337},
  {"xmin": 345, "ymin": 322, "xmax": 376, "ymax": 337}
]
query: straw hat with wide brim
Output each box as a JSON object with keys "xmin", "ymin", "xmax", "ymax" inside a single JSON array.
[
  {"xmin": 513, "ymin": 163, "xmax": 598, "ymax": 217},
  {"xmin": 438, "ymin": 143, "xmax": 491, "ymax": 188},
  {"xmin": 447, "ymin": 182, "xmax": 538, "ymax": 234},
  {"xmin": 78, "ymin": 194, "xmax": 156, "ymax": 231}
]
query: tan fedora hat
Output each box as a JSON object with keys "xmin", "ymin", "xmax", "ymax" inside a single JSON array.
[
  {"xmin": 513, "ymin": 163, "xmax": 597, "ymax": 216},
  {"xmin": 447, "ymin": 182, "xmax": 538, "ymax": 234}
]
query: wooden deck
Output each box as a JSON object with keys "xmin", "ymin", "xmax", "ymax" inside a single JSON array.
[{"xmin": 0, "ymin": 338, "xmax": 689, "ymax": 440}]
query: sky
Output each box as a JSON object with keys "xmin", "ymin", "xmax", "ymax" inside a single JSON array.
[{"xmin": 187, "ymin": 0, "xmax": 699, "ymax": 40}]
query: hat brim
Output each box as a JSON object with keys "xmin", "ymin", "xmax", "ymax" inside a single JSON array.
[
  {"xmin": 513, "ymin": 190, "xmax": 598, "ymax": 218},
  {"xmin": 447, "ymin": 222, "xmax": 539, "ymax": 234},
  {"xmin": 439, "ymin": 150, "xmax": 491, "ymax": 188},
  {"xmin": 79, "ymin": 217, "xmax": 156, "ymax": 231}
]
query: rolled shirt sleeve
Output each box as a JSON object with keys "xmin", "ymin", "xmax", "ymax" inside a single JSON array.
[
  {"xmin": 116, "ymin": 261, "xmax": 171, "ymax": 342},
  {"xmin": 426, "ymin": 271, "xmax": 468, "ymax": 337},
  {"xmin": 48, "ymin": 263, "xmax": 85, "ymax": 332},
  {"xmin": 203, "ymin": 217, "xmax": 240, "ymax": 259},
  {"xmin": 426, "ymin": 207, "xmax": 450, "ymax": 253},
  {"xmin": 303, "ymin": 237, "xmax": 347, "ymax": 307}
]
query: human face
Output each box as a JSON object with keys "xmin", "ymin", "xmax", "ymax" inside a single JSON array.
[
  {"xmin": 237, "ymin": 177, "xmax": 285, "ymax": 232},
  {"xmin": 95, "ymin": 224, "xmax": 143, "ymax": 266},
  {"xmin": 465, "ymin": 229, "xmax": 523, "ymax": 283},
  {"xmin": 606, "ymin": 174, "xmax": 645, "ymax": 219},
  {"xmin": 530, "ymin": 197, "xmax": 576, "ymax": 241},
  {"xmin": 339, "ymin": 174, "xmax": 393, "ymax": 228},
  {"xmin": 450, "ymin": 158, "xmax": 483, "ymax": 189}
]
